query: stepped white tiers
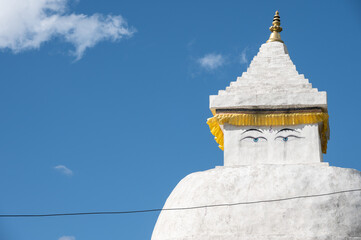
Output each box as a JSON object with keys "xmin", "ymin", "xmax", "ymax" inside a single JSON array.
[
  {"xmin": 210, "ymin": 42, "xmax": 327, "ymax": 110},
  {"xmin": 152, "ymin": 11, "xmax": 361, "ymax": 240}
]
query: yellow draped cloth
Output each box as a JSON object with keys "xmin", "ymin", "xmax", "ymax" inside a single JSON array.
[{"xmin": 207, "ymin": 112, "xmax": 330, "ymax": 153}]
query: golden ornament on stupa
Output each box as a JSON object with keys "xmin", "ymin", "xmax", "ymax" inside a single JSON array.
[{"xmin": 267, "ymin": 11, "xmax": 283, "ymax": 43}]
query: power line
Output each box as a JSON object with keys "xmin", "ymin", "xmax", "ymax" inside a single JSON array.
[{"xmin": 1, "ymin": 188, "xmax": 361, "ymax": 218}]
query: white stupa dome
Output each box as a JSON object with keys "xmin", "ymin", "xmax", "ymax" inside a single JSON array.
[{"xmin": 152, "ymin": 165, "xmax": 361, "ymax": 240}]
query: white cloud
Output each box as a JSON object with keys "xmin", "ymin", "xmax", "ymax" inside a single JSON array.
[
  {"xmin": 198, "ymin": 53, "xmax": 225, "ymax": 70},
  {"xmin": 240, "ymin": 47, "xmax": 248, "ymax": 64},
  {"xmin": 54, "ymin": 165, "xmax": 73, "ymax": 176},
  {"xmin": 0, "ymin": 0, "xmax": 135, "ymax": 60},
  {"xmin": 59, "ymin": 236, "xmax": 75, "ymax": 240}
]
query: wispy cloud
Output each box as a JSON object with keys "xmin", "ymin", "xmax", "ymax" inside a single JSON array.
[
  {"xmin": 240, "ymin": 47, "xmax": 249, "ymax": 65},
  {"xmin": 198, "ymin": 53, "xmax": 225, "ymax": 70},
  {"xmin": 54, "ymin": 165, "xmax": 73, "ymax": 176},
  {"xmin": 0, "ymin": 0, "xmax": 135, "ymax": 60},
  {"xmin": 59, "ymin": 236, "xmax": 75, "ymax": 240},
  {"xmin": 187, "ymin": 39, "xmax": 196, "ymax": 48}
]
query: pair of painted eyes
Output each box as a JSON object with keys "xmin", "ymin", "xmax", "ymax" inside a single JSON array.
[{"xmin": 243, "ymin": 136, "xmax": 298, "ymax": 143}]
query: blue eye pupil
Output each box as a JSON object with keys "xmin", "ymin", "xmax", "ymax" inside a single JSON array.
[
  {"xmin": 253, "ymin": 138, "xmax": 259, "ymax": 142},
  {"xmin": 283, "ymin": 137, "xmax": 288, "ymax": 142}
]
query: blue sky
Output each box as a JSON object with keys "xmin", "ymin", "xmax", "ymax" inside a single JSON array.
[{"xmin": 0, "ymin": 0, "xmax": 360, "ymax": 239}]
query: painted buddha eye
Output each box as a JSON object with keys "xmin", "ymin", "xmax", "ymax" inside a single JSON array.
[
  {"xmin": 275, "ymin": 135, "xmax": 302, "ymax": 142},
  {"xmin": 241, "ymin": 136, "xmax": 267, "ymax": 143}
]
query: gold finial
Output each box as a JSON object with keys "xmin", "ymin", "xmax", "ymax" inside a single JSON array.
[{"xmin": 266, "ymin": 11, "xmax": 284, "ymax": 43}]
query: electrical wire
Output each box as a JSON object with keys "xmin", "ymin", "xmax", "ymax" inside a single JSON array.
[{"xmin": 1, "ymin": 188, "xmax": 361, "ymax": 218}]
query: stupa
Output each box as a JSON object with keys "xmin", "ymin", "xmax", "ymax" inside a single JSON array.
[{"xmin": 152, "ymin": 12, "xmax": 361, "ymax": 240}]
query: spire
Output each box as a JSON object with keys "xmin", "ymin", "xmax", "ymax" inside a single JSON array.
[{"xmin": 267, "ymin": 11, "xmax": 284, "ymax": 43}]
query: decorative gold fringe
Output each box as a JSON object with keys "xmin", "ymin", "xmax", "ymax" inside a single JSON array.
[{"xmin": 207, "ymin": 112, "xmax": 330, "ymax": 153}]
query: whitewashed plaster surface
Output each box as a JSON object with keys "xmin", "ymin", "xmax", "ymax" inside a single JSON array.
[
  {"xmin": 152, "ymin": 41, "xmax": 360, "ymax": 239},
  {"xmin": 223, "ymin": 124, "xmax": 323, "ymax": 166},
  {"xmin": 210, "ymin": 41, "xmax": 327, "ymax": 110},
  {"xmin": 152, "ymin": 165, "xmax": 361, "ymax": 240}
]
